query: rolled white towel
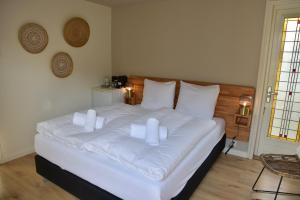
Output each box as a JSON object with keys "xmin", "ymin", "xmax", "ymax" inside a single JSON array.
[
  {"xmin": 297, "ymin": 145, "xmax": 300, "ymax": 158},
  {"xmin": 95, "ymin": 116, "xmax": 105, "ymax": 129},
  {"xmin": 159, "ymin": 126, "xmax": 168, "ymax": 140},
  {"xmin": 130, "ymin": 123, "xmax": 168, "ymax": 140},
  {"xmin": 145, "ymin": 118, "xmax": 160, "ymax": 146},
  {"xmin": 84, "ymin": 109, "xmax": 97, "ymax": 132},
  {"xmin": 73, "ymin": 112, "xmax": 105, "ymax": 130},
  {"xmin": 73, "ymin": 112, "xmax": 86, "ymax": 126},
  {"xmin": 130, "ymin": 124, "xmax": 146, "ymax": 139}
]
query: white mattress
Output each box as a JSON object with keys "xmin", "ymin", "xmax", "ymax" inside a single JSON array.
[{"xmin": 35, "ymin": 118, "xmax": 225, "ymax": 200}]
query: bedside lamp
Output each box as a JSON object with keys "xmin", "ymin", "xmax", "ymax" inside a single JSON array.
[
  {"xmin": 226, "ymin": 95, "xmax": 253, "ymax": 155},
  {"xmin": 239, "ymin": 95, "xmax": 252, "ymax": 116},
  {"xmin": 125, "ymin": 84, "xmax": 133, "ymax": 98}
]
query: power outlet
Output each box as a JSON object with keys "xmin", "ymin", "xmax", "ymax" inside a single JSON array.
[{"xmin": 233, "ymin": 140, "xmax": 238, "ymax": 147}]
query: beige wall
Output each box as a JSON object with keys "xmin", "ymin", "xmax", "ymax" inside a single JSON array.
[
  {"xmin": 112, "ymin": 0, "xmax": 266, "ymax": 87},
  {"xmin": 0, "ymin": 0, "xmax": 111, "ymax": 163}
]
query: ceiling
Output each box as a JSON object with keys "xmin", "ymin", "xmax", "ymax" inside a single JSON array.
[{"xmin": 86, "ymin": 0, "xmax": 161, "ymax": 7}]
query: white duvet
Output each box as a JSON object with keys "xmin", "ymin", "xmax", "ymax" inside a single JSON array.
[
  {"xmin": 83, "ymin": 109, "xmax": 216, "ymax": 181},
  {"xmin": 37, "ymin": 105, "xmax": 217, "ymax": 181},
  {"xmin": 36, "ymin": 103, "xmax": 148, "ymax": 147}
]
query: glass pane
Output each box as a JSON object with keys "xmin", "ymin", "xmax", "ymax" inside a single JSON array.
[
  {"xmin": 288, "ymin": 130, "xmax": 297, "ymax": 140},
  {"xmin": 279, "ymin": 71, "xmax": 290, "ymax": 81},
  {"xmin": 295, "ymin": 84, "xmax": 300, "ymax": 93},
  {"xmin": 275, "ymin": 100, "xmax": 284, "ymax": 110},
  {"xmin": 289, "ymin": 121, "xmax": 298, "ymax": 130},
  {"xmin": 282, "ymin": 52, "xmax": 293, "ymax": 62},
  {"xmin": 276, "ymin": 91, "xmax": 286, "ymax": 100},
  {"xmin": 278, "ymin": 82, "xmax": 288, "ymax": 91},
  {"xmin": 271, "ymin": 127, "xmax": 280, "ymax": 137},
  {"xmin": 286, "ymin": 20, "xmax": 297, "ymax": 31},
  {"xmin": 297, "ymin": 74, "xmax": 300, "ymax": 82},
  {"xmin": 281, "ymin": 63, "xmax": 291, "ymax": 72},
  {"xmin": 268, "ymin": 17, "xmax": 300, "ymax": 142},
  {"xmin": 291, "ymin": 111, "xmax": 300, "ymax": 121},
  {"xmin": 273, "ymin": 118, "xmax": 281, "ymax": 127},
  {"xmin": 285, "ymin": 31, "xmax": 296, "ymax": 41},
  {"xmin": 274, "ymin": 109, "xmax": 283, "ymax": 118},
  {"xmin": 283, "ymin": 42, "xmax": 295, "ymax": 52},
  {"xmin": 294, "ymin": 93, "xmax": 300, "ymax": 101},
  {"xmin": 292, "ymin": 102, "xmax": 300, "ymax": 112}
]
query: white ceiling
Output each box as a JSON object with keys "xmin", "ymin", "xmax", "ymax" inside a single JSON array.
[{"xmin": 86, "ymin": 0, "xmax": 161, "ymax": 7}]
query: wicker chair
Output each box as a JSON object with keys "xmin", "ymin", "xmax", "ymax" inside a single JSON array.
[{"xmin": 252, "ymin": 149, "xmax": 300, "ymax": 200}]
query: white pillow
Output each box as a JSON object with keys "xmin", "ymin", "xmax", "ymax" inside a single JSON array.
[
  {"xmin": 141, "ymin": 79, "xmax": 176, "ymax": 110},
  {"xmin": 176, "ymin": 81, "xmax": 220, "ymax": 120}
]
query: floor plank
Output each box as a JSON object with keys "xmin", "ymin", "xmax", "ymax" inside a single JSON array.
[{"xmin": 0, "ymin": 154, "xmax": 299, "ymax": 200}]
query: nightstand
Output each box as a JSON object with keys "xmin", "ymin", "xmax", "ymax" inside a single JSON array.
[
  {"xmin": 125, "ymin": 97, "xmax": 136, "ymax": 105},
  {"xmin": 91, "ymin": 87, "xmax": 125, "ymax": 107}
]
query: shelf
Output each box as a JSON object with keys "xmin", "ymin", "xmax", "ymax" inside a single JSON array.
[
  {"xmin": 125, "ymin": 97, "xmax": 136, "ymax": 105},
  {"xmin": 234, "ymin": 114, "xmax": 252, "ymax": 128}
]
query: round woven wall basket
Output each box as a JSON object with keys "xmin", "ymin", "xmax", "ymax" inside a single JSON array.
[
  {"xmin": 51, "ymin": 52, "xmax": 73, "ymax": 78},
  {"xmin": 64, "ymin": 17, "xmax": 90, "ymax": 47},
  {"xmin": 18, "ymin": 23, "xmax": 48, "ymax": 54}
]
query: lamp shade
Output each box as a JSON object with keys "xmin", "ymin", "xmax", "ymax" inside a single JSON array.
[
  {"xmin": 239, "ymin": 95, "xmax": 253, "ymax": 106},
  {"xmin": 126, "ymin": 83, "xmax": 133, "ymax": 98}
]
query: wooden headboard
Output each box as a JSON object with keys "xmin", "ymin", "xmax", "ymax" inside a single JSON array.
[{"xmin": 128, "ymin": 76, "xmax": 255, "ymax": 141}]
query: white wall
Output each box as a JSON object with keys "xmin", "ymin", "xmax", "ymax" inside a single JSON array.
[
  {"xmin": 112, "ymin": 0, "xmax": 265, "ymax": 87},
  {"xmin": 0, "ymin": 0, "xmax": 111, "ymax": 163}
]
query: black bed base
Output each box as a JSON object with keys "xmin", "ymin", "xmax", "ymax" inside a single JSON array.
[{"xmin": 35, "ymin": 134, "xmax": 226, "ymax": 200}]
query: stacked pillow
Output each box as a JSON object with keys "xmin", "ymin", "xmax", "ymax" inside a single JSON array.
[
  {"xmin": 176, "ymin": 81, "xmax": 220, "ymax": 120},
  {"xmin": 141, "ymin": 79, "xmax": 220, "ymax": 120},
  {"xmin": 141, "ymin": 79, "xmax": 176, "ymax": 110}
]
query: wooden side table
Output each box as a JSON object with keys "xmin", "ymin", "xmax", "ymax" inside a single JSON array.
[
  {"xmin": 125, "ymin": 97, "xmax": 136, "ymax": 105},
  {"xmin": 252, "ymin": 154, "xmax": 300, "ymax": 200}
]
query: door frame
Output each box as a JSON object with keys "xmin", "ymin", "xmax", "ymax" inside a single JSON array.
[{"xmin": 248, "ymin": 0, "xmax": 300, "ymax": 158}]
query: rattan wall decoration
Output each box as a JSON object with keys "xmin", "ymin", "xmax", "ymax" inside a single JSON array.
[
  {"xmin": 18, "ymin": 23, "xmax": 48, "ymax": 54},
  {"xmin": 64, "ymin": 17, "xmax": 90, "ymax": 47},
  {"xmin": 51, "ymin": 52, "xmax": 73, "ymax": 78}
]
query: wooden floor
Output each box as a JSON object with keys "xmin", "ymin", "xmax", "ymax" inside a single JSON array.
[{"xmin": 0, "ymin": 154, "xmax": 300, "ymax": 200}]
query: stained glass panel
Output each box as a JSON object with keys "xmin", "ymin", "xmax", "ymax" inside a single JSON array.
[{"xmin": 268, "ymin": 17, "xmax": 300, "ymax": 142}]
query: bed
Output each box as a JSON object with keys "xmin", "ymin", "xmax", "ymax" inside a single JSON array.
[{"xmin": 34, "ymin": 76, "xmax": 255, "ymax": 200}]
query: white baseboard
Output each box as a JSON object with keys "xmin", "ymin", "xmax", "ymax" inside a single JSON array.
[
  {"xmin": 0, "ymin": 147, "xmax": 34, "ymax": 164},
  {"xmin": 223, "ymin": 148, "xmax": 249, "ymax": 158}
]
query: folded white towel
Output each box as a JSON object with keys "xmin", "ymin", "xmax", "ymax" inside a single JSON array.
[
  {"xmin": 85, "ymin": 109, "xmax": 97, "ymax": 132},
  {"xmin": 73, "ymin": 112, "xmax": 105, "ymax": 130},
  {"xmin": 159, "ymin": 126, "xmax": 168, "ymax": 140},
  {"xmin": 130, "ymin": 124, "xmax": 145, "ymax": 139},
  {"xmin": 297, "ymin": 145, "xmax": 300, "ymax": 158},
  {"xmin": 145, "ymin": 118, "xmax": 160, "ymax": 146},
  {"xmin": 53, "ymin": 124, "xmax": 87, "ymax": 136},
  {"xmin": 95, "ymin": 116, "xmax": 105, "ymax": 129},
  {"xmin": 73, "ymin": 112, "xmax": 86, "ymax": 126},
  {"xmin": 130, "ymin": 123, "xmax": 168, "ymax": 140}
]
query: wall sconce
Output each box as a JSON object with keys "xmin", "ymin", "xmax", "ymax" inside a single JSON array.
[{"xmin": 239, "ymin": 95, "xmax": 252, "ymax": 116}]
